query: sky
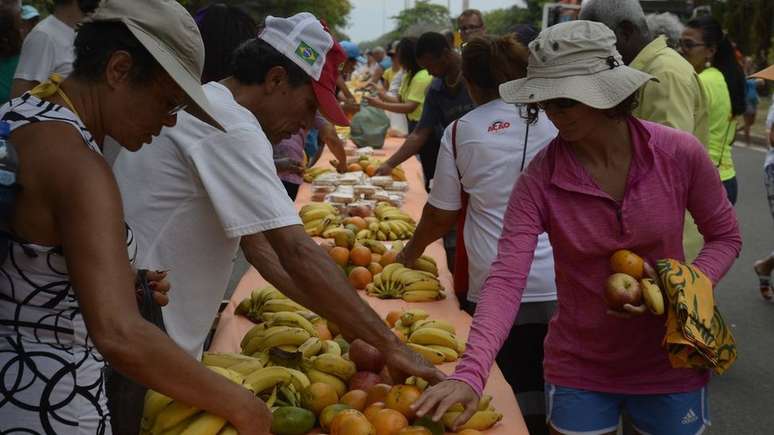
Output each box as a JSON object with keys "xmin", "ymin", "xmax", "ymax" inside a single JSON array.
[{"xmin": 345, "ymin": 0, "xmax": 526, "ymax": 43}]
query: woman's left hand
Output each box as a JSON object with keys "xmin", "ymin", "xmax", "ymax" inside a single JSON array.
[{"xmin": 364, "ymin": 95, "xmax": 380, "ymax": 107}]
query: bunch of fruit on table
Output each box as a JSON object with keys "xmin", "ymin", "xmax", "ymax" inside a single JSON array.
[
  {"xmin": 320, "ymin": 237, "xmax": 444, "ymax": 302},
  {"xmin": 604, "ymin": 249, "xmax": 665, "ymax": 315},
  {"xmin": 304, "ymin": 167, "xmax": 336, "ymax": 183},
  {"xmin": 336, "ymin": 156, "xmax": 407, "ymax": 181},
  {"xmin": 300, "ymin": 202, "xmax": 417, "ymax": 242},
  {"xmin": 386, "ymin": 308, "xmax": 466, "ymax": 366}
]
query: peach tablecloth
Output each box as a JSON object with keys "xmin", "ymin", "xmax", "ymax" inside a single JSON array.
[{"xmin": 210, "ymin": 138, "xmax": 527, "ymax": 435}]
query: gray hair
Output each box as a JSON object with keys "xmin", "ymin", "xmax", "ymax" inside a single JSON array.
[
  {"xmin": 579, "ymin": 0, "xmax": 650, "ymax": 37},
  {"xmin": 372, "ymin": 46, "xmax": 385, "ymax": 55},
  {"xmin": 646, "ymin": 13, "xmax": 684, "ymax": 49}
]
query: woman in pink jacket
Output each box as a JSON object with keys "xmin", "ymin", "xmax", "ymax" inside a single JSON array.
[{"xmin": 412, "ymin": 21, "xmax": 741, "ymax": 435}]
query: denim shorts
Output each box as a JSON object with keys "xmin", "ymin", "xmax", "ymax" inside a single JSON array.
[{"xmin": 546, "ymin": 383, "xmax": 710, "ymax": 435}]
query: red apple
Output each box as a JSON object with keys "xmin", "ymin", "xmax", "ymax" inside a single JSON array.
[{"xmin": 604, "ymin": 273, "xmax": 643, "ymax": 311}]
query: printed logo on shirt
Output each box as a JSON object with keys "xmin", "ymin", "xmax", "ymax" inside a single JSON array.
[
  {"xmin": 295, "ymin": 41, "xmax": 320, "ymax": 66},
  {"xmin": 487, "ymin": 120, "xmax": 511, "ymax": 133},
  {"xmin": 681, "ymin": 408, "xmax": 698, "ymax": 425}
]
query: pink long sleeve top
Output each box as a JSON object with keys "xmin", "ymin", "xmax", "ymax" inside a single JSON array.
[{"xmin": 450, "ymin": 117, "xmax": 742, "ymax": 396}]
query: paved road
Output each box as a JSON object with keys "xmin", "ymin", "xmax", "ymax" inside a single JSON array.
[
  {"xmin": 223, "ymin": 144, "xmax": 774, "ymax": 432},
  {"xmin": 709, "ymin": 144, "xmax": 774, "ymax": 433}
]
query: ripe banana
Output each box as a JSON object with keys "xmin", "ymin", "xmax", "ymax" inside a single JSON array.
[
  {"xmin": 218, "ymin": 425, "xmax": 238, "ymax": 435},
  {"xmin": 151, "ymin": 401, "xmax": 200, "ymax": 434},
  {"xmin": 408, "ymin": 327, "xmax": 458, "ymax": 349},
  {"xmin": 400, "ymin": 309, "xmax": 429, "ymax": 326},
  {"xmin": 406, "ymin": 343, "xmax": 446, "ymax": 365},
  {"xmin": 411, "ymin": 319, "xmax": 456, "ymax": 335},
  {"xmin": 640, "ymin": 278, "xmax": 665, "ymax": 315},
  {"xmin": 299, "ymin": 202, "xmax": 336, "ymax": 217},
  {"xmin": 478, "ymin": 394, "xmax": 493, "ymax": 411},
  {"xmin": 321, "ymin": 339, "xmax": 342, "ymax": 356},
  {"xmin": 201, "ymin": 352, "xmax": 255, "ymax": 369},
  {"xmin": 207, "ymin": 366, "xmax": 244, "ymax": 385},
  {"xmin": 427, "ymin": 345, "xmax": 458, "ymax": 362},
  {"xmin": 304, "ymin": 367, "xmax": 348, "ymax": 397},
  {"xmin": 381, "ymin": 263, "xmax": 404, "ymax": 284},
  {"xmin": 298, "ymin": 336, "xmax": 323, "ymax": 358},
  {"xmin": 413, "ymin": 257, "xmax": 439, "ymax": 276},
  {"xmin": 441, "ymin": 410, "xmax": 503, "ymax": 431},
  {"xmin": 259, "ymin": 298, "xmax": 307, "ymax": 314},
  {"xmin": 179, "ymin": 412, "xmax": 227, "ymax": 435},
  {"xmin": 312, "ymin": 353, "xmax": 357, "ymax": 381},
  {"xmin": 301, "ymin": 207, "xmax": 334, "ymax": 223},
  {"xmin": 258, "ymin": 327, "xmax": 311, "ymax": 352},
  {"xmin": 241, "ymin": 325, "xmax": 290, "ymax": 354},
  {"xmin": 234, "ymin": 297, "xmax": 253, "ymax": 316},
  {"xmin": 402, "ymin": 279, "xmax": 441, "ymax": 292},
  {"xmin": 227, "ymin": 359, "xmax": 265, "ymax": 376},
  {"xmin": 244, "ymin": 366, "xmax": 292, "ymax": 394},
  {"xmin": 142, "ymin": 389, "xmax": 174, "ymax": 428},
  {"xmin": 263, "ymin": 311, "xmax": 318, "ymax": 337}
]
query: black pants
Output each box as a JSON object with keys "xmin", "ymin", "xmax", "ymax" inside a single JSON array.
[
  {"xmin": 282, "ymin": 180, "xmax": 300, "ymax": 201},
  {"xmin": 408, "ymin": 120, "xmax": 440, "ymax": 193},
  {"xmin": 461, "ymin": 299, "xmax": 556, "ymax": 435},
  {"xmin": 722, "ymin": 176, "xmax": 737, "ymax": 205}
]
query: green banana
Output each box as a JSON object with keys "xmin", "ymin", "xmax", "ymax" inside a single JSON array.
[
  {"xmin": 298, "ymin": 336, "xmax": 323, "ymax": 358},
  {"xmin": 400, "ymin": 309, "xmax": 429, "ymax": 326},
  {"xmin": 402, "ymin": 290, "xmax": 442, "ymax": 302},
  {"xmin": 264, "ymin": 311, "xmax": 317, "ymax": 337},
  {"xmin": 285, "ymin": 368, "xmax": 311, "ymax": 391},
  {"xmin": 257, "ymin": 327, "xmax": 311, "ymax": 352},
  {"xmin": 321, "ymin": 339, "xmax": 342, "ymax": 356}
]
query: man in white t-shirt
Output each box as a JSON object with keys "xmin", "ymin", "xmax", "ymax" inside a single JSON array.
[
  {"xmin": 112, "ymin": 14, "xmax": 443, "ymax": 385},
  {"xmin": 10, "ymin": 0, "xmax": 98, "ymax": 98}
]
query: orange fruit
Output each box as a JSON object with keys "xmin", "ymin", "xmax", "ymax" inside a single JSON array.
[
  {"xmin": 610, "ymin": 249, "xmax": 644, "ymax": 279},
  {"xmin": 330, "ymin": 247, "xmax": 350, "ymax": 267},
  {"xmin": 371, "ymin": 253, "xmax": 382, "ymax": 264},
  {"xmin": 397, "ymin": 427, "xmax": 433, "ymax": 435},
  {"xmin": 302, "ymin": 382, "xmax": 340, "ymax": 416},
  {"xmin": 348, "ymin": 163, "xmax": 363, "ymax": 172},
  {"xmin": 350, "ymin": 246, "xmax": 373, "ymax": 267},
  {"xmin": 371, "ymin": 408, "xmax": 408, "ymax": 435},
  {"xmin": 349, "ymin": 267, "xmax": 373, "ymax": 290},
  {"xmin": 385, "ymin": 385, "xmax": 422, "ymax": 419},
  {"xmin": 366, "ymin": 384, "xmax": 392, "ymax": 406},
  {"xmin": 365, "ymin": 164, "xmax": 378, "ymax": 177},
  {"xmin": 331, "ymin": 410, "xmax": 373, "ymax": 435},
  {"xmin": 385, "ymin": 310, "xmax": 402, "ymax": 327},
  {"xmin": 314, "ymin": 320, "xmax": 333, "ymax": 341},
  {"xmin": 379, "ymin": 250, "xmax": 398, "ymax": 267},
  {"xmin": 320, "ymin": 403, "xmax": 354, "ymax": 431},
  {"xmin": 363, "ymin": 402, "xmax": 386, "ymax": 422},
  {"xmin": 340, "ymin": 389, "xmax": 368, "ymax": 411},
  {"xmin": 456, "ymin": 430, "xmax": 483, "ymax": 435},
  {"xmin": 345, "ymin": 216, "xmax": 368, "ymax": 231}
]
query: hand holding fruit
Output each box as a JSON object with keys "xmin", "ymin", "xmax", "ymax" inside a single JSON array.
[
  {"xmin": 395, "ymin": 244, "xmax": 419, "ymax": 269},
  {"xmin": 230, "ymin": 388, "xmax": 273, "ymax": 435},
  {"xmin": 605, "ymin": 250, "xmax": 664, "ymax": 318},
  {"xmin": 412, "ymin": 379, "xmax": 479, "ymax": 430},
  {"xmin": 375, "ymin": 162, "xmax": 394, "ymax": 176},
  {"xmin": 275, "ymin": 157, "xmax": 305, "ymax": 175}
]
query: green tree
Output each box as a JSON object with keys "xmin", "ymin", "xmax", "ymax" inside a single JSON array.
[
  {"xmin": 482, "ymin": 6, "xmax": 532, "ymax": 36},
  {"xmin": 391, "ymin": 0, "xmax": 450, "ymax": 35}
]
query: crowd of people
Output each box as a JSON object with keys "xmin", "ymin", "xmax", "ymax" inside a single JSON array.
[{"xmin": 0, "ymin": 0, "xmax": 771, "ymax": 434}]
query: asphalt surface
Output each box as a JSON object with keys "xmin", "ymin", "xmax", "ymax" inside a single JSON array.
[
  {"xmin": 224, "ymin": 144, "xmax": 774, "ymax": 433},
  {"xmin": 708, "ymin": 144, "xmax": 774, "ymax": 433}
]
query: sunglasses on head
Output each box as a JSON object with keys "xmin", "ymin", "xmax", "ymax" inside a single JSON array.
[{"xmin": 537, "ymin": 98, "xmax": 579, "ymax": 111}]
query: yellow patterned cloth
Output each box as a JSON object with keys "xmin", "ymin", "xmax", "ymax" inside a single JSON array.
[{"xmin": 658, "ymin": 259, "xmax": 736, "ymax": 374}]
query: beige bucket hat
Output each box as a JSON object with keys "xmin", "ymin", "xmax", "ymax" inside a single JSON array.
[
  {"xmin": 499, "ymin": 20, "xmax": 656, "ymax": 109},
  {"xmin": 751, "ymin": 65, "xmax": 774, "ymax": 81},
  {"xmin": 82, "ymin": 0, "xmax": 224, "ymax": 131}
]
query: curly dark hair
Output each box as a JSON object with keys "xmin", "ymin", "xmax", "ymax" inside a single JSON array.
[{"xmin": 522, "ymin": 93, "xmax": 639, "ymax": 125}]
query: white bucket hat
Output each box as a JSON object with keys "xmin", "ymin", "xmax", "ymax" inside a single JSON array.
[
  {"xmin": 82, "ymin": 0, "xmax": 224, "ymax": 131},
  {"xmin": 499, "ymin": 20, "xmax": 656, "ymax": 109}
]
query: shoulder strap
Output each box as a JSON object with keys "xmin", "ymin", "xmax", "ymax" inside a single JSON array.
[{"xmin": 451, "ymin": 119, "xmax": 461, "ymax": 180}]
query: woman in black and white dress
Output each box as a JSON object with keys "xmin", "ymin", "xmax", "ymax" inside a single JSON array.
[{"xmin": 0, "ymin": 1, "xmax": 270, "ymax": 433}]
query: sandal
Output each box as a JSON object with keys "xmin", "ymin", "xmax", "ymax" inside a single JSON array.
[{"xmin": 754, "ymin": 261, "xmax": 772, "ymax": 301}]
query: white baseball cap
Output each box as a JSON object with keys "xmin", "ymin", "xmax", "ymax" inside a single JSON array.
[
  {"xmin": 499, "ymin": 20, "xmax": 656, "ymax": 109},
  {"xmin": 82, "ymin": 0, "xmax": 224, "ymax": 131},
  {"xmin": 259, "ymin": 13, "xmax": 350, "ymax": 126}
]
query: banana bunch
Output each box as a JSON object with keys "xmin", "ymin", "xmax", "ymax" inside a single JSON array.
[
  {"xmin": 406, "ymin": 324, "xmax": 465, "ymax": 365},
  {"xmin": 300, "ymin": 202, "xmax": 343, "ymax": 237},
  {"xmin": 322, "ymin": 226, "xmax": 356, "ymax": 248},
  {"xmin": 235, "ymin": 285, "xmax": 313, "ymax": 324},
  {"xmin": 374, "ymin": 202, "xmax": 415, "ymax": 224},
  {"xmin": 303, "ymin": 167, "xmax": 334, "ymax": 183},
  {"xmin": 439, "ymin": 395, "xmax": 502, "ymax": 431},
  {"xmin": 391, "ymin": 166, "xmax": 407, "ymax": 181},
  {"xmin": 366, "ymin": 262, "xmax": 445, "ymax": 301},
  {"xmin": 298, "ymin": 343, "xmax": 354, "ymax": 397},
  {"xmin": 142, "ymin": 367, "xmax": 248, "ymax": 435},
  {"xmin": 241, "ymin": 323, "xmax": 314, "ymax": 356}
]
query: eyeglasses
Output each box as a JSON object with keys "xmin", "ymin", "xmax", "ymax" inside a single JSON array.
[
  {"xmin": 167, "ymin": 102, "xmax": 188, "ymax": 117},
  {"xmin": 537, "ymin": 98, "xmax": 579, "ymax": 111},
  {"xmin": 459, "ymin": 24, "xmax": 483, "ymax": 33},
  {"xmin": 679, "ymin": 39, "xmax": 705, "ymax": 50}
]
